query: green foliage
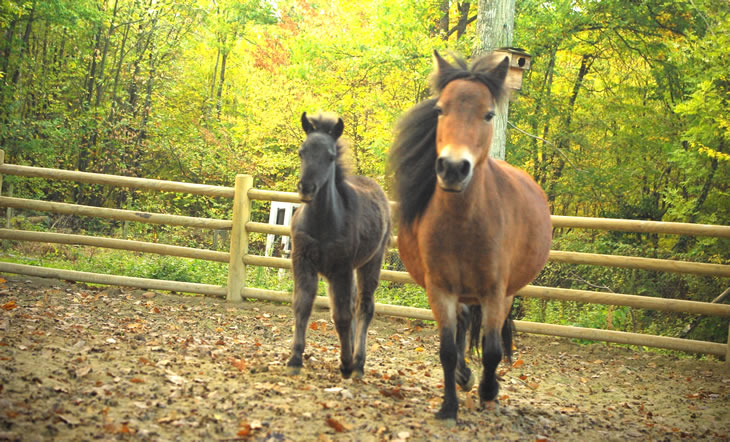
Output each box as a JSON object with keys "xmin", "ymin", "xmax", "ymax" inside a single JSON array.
[{"xmin": 0, "ymin": 0, "xmax": 727, "ymax": 347}]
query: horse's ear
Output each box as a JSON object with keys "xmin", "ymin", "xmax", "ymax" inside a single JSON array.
[
  {"xmin": 490, "ymin": 56, "xmax": 510, "ymax": 89},
  {"xmin": 301, "ymin": 112, "xmax": 314, "ymax": 134},
  {"xmin": 432, "ymin": 50, "xmax": 452, "ymax": 75},
  {"xmin": 330, "ymin": 117, "xmax": 344, "ymax": 140}
]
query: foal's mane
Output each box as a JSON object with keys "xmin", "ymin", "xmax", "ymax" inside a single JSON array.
[
  {"xmin": 305, "ymin": 112, "xmax": 350, "ymax": 186},
  {"xmin": 389, "ymin": 53, "xmax": 508, "ymax": 226}
]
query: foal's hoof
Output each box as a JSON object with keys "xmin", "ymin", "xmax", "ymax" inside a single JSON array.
[
  {"xmin": 435, "ymin": 407, "xmax": 457, "ymax": 423},
  {"xmin": 459, "ymin": 372, "xmax": 475, "ymax": 392},
  {"xmin": 433, "ymin": 411, "xmax": 457, "ymax": 427},
  {"xmin": 286, "ymin": 365, "xmax": 302, "ymax": 376},
  {"xmin": 351, "ymin": 369, "xmax": 364, "ymax": 380},
  {"xmin": 481, "ymin": 399, "xmax": 500, "ymax": 414}
]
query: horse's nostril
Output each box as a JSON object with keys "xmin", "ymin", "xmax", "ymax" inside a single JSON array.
[
  {"xmin": 459, "ymin": 160, "xmax": 470, "ymax": 177},
  {"xmin": 435, "ymin": 157, "xmax": 446, "ymax": 175},
  {"xmin": 298, "ymin": 181, "xmax": 317, "ymax": 197}
]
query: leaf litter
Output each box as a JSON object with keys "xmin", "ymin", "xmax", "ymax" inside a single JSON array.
[{"xmin": 0, "ymin": 274, "xmax": 728, "ymax": 440}]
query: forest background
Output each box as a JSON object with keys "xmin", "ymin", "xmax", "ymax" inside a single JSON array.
[{"xmin": 0, "ymin": 0, "xmax": 728, "ymax": 346}]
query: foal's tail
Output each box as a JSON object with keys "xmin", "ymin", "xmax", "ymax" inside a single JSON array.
[{"xmin": 467, "ymin": 304, "xmax": 514, "ymax": 362}]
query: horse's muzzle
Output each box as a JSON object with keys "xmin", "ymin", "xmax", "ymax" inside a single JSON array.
[
  {"xmin": 435, "ymin": 155, "xmax": 473, "ymax": 192},
  {"xmin": 297, "ymin": 181, "xmax": 316, "ymax": 202}
]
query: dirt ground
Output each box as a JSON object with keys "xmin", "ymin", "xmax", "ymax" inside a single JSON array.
[{"xmin": 0, "ymin": 274, "xmax": 728, "ymax": 441}]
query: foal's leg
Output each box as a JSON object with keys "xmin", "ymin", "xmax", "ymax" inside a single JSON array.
[
  {"xmin": 455, "ymin": 304, "xmax": 475, "ymax": 391},
  {"xmin": 478, "ymin": 292, "xmax": 514, "ymax": 405},
  {"xmin": 351, "ymin": 255, "xmax": 382, "ymax": 378},
  {"xmin": 329, "ymin": 270, "xmax": 356, "ymax": 378},
  {"xmin": 429, "ymin": 288, "xmax": 460, "ymax": 421},
  {"xmin": 286, "ymin": 261, "xmax": 318, "ymax": 375}
]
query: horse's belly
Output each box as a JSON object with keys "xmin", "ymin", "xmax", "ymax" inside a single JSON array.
[{"xmin": 397, "ymin": 226, "xmax": 426, "ymax": 287}]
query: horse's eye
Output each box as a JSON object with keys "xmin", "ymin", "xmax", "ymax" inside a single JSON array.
[
  {"xmin": 328, "ymin": 153, "xmax": 336, "ymax": 162},
  {"xmin": 298, "ymin": 150, "xmax": 303, "ymax": 158},
  {"xmin": 434, "ymin": 106, "xmax": 443, "ymax": 116},
  {"xmin": 484, "ymin": 111, "xmax": 495, "ymax": 122}
]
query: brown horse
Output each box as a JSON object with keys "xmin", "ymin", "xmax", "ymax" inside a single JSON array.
[
  {"xmin": 389, "ymin": 52, "xmax": 552, "ymax": 421},
  {"xmin": 287, "ymin": 112, "xmax": 391, "ymax": 379}
]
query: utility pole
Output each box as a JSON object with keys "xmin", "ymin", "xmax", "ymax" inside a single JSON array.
[{"xmin": 473, "ymin": 0, "xmax": 515, "ymax": 161}]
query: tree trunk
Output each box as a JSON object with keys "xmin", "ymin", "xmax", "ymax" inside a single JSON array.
[
  {"xmin": 216, "ymin": 48, "xmax": 228, "ymax": 119},
  {"xmin": 439, "ymin": 0, "xmax": 449, "ymax": 40},
  {"xmin": 109, "ymin": 17, "xmax": 131, "ymax": 123},
  {"xmin": 473, "ymin": 0, "xmax": 515, "ymax": 161},
  {"xmin": 531, "ymin": 46, "xmax": 556, "ymax": 185},
  {"xmin": 209, "ymin": 48, "xmax": 220, "ymax": 116},
  {"xmin": 85, "ymin": 26, "xmax": 103, "ymax": 108},
  {"xmin": 545, "ymin": 53, "xmax": 593, "ymax": 203},
  {"xmin": 94, "ymin": 0, "xmax": 120, "ymax": 109},
  {"xmin": 1, "ymin": 19, "xmax": 17, "ymax": 85},
  {"xmin": 454, "ymin": 2, "xmax": 472, "ymax": 40},
  {"xmin": 10, "ymin": 0, "xmax": 36, "ymax": 89}
]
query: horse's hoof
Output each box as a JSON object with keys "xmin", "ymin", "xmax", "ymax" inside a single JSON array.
[
  {"xmin": 340, "ymin": 366, "xmax": 353, "ymax": 379},
  {"xmin": 351, "ymin": 369, "xmax": 364, "ymax": 380},
  {"xmin": 286, "ymin": 365, "xmax": 302, "ymax": 376},
  {"xmin": 459, "ymin": 372, "xmax": 475, "ymax": 392},
  {"xmin": 433, "ymin": 414, "xmax": 457, "ymax": 427},
  {"xmin": 435, "ymin": 408, "xmax": 457, "ymax": 422},
  {"xmin": 481, "ymin": 399, "xmax": 500, "ymax": 414}
]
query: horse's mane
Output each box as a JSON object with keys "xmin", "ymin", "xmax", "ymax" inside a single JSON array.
[
  {"xmin": 389, "ymin": 53, "xmax": 508, "ymax": 226},
  {"xmin": 305, "ymin": 112, "xmax": 350, "ymax": 186}
]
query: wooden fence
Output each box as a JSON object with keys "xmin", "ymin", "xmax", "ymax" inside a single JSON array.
[{"xmin": 0, "ymin": 150, "xmax": 729, "ymax": 361}]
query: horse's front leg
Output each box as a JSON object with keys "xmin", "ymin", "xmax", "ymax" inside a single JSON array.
[
  {"xmin": 455, "ymin": 303, "xmax": 475, "ymax": 392},
  {"xmin": 478, "ymin": 291, "xmax": 514, "ymax": 406},
  {"xmin": 351, "ymin": 255, "xmax": 382, "ymax": 378},
  {"xmin": 286, "ymin": 261, "xmax": 318, "ymax": 375},
  {"xmin": 428, "ymin": 287, "xmax": 460, "ymax": 421},
  {"xmin": 328, "ymin": 270, "xmax": 355, "ymax": 378}
]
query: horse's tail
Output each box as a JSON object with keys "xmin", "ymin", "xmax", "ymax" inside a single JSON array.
[{"xmin": 467, "ymin": 304, "xmax": 514, "ymax": 362}]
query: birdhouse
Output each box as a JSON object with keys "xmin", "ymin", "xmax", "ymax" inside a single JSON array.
[{"xmin": 492, "ymin": 47, "xmax": 531, "ymax": 95}]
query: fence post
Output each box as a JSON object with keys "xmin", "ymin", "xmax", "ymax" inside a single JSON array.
[
  {"xmin": 0, "ymin": 149, "xmax": 4, "ymax": 196},
  {"xmin": 227, "ymin": 174, "xmax": 253, "ymax": 302},
  {"xmin": 726, "ymin": 321, "xmax": 729, "ymax": 364}
]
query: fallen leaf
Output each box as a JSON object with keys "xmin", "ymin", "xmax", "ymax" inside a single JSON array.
[
  {"xmin": 512, "ymin": 359, "xmax": 524, "ymax": 368},
  {"xmin": 231, "ymin": 358, "xmax": 246, "ymax": 371},
  {"xmin": 379, "ymin": 387, "xmax": 405, "ymax": 400},
  {"xmin": 57, "ymin": 414, "xmax": 80, "ymax": 426},
  {"xmin": 130, "ymin": 377, "xmax": 145, "ymax": 384},
  {"xmin": 326, "ymin": 416, "xmax": 346, "ymax": 432},
  {"xmin": 166, "ymin": 374, "xmax": 184, "ymax": 385},
  {"xmin": 2, "ymin": 300, "xmax": 17, "ymax": 311},
  {"xmin": 237, "ymin": 424, "xmax": 252, "ymax": 437}
]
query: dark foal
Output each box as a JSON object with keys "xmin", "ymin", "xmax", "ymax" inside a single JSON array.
[
  {"xmin": 389, "ymin": 52, "xmax": 552, "ymax": 421},
  {"xmin": 287, "ymin": 112, "xmax": 391, "ymax": 379}
]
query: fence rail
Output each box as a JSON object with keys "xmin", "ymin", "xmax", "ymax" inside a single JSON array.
[{"xmin": 0, "ymin": 154, "xmax": 728, "ymax": 361}]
